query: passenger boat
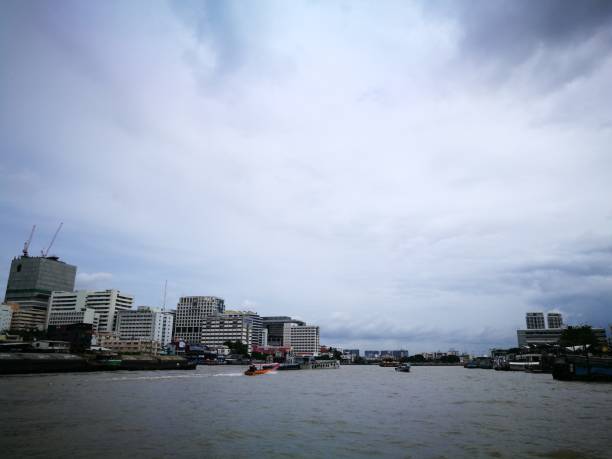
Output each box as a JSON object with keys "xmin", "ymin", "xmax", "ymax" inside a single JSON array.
[
  {"xmin": 244, "ymin": 363, "xmax": 280, "ymax": 376},
  {"xmin": 395, "ymin": 363, "xmax": 411, "ymax": 372}
]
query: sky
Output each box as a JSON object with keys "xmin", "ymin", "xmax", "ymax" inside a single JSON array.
[{"xmin": 1, "ymin": 0, "xmax": 611, "ymax": 354}]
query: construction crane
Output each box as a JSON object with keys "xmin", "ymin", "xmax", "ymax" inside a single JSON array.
[
  {"xmin": 22, "ymin": 225, "xmax": 37, "ymax": 257},
  {"xmin": 42, "ymin": 222, "xmax": 63, "ymax": 257}
]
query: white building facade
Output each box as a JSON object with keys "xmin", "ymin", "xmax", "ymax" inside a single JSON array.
[
  {"xmin": 0, "ymin": 303, "xmax": 15, "ymax": 332},
  {"xmin": 174, "ymin": 296, "xmax": 225, "ymax": 344},
  {"xmin": 47, "ymin": 290, "xmax": 133, "ymax": 332},
  {"xmin": 288, "ymin": 325, "xmax": 320, "ymax": 356},
  {"xmin": 201, "ymin": 310, "xmax": 254, "ymax": 352},
  {"xmin": 115, "ymin": 306, "xmax": 174, "ymax": 345}
]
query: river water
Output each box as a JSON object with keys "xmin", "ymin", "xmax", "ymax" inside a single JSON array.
[{"xmin": 1, "ymin": 365, "xmax": 611, "ymax": 458}]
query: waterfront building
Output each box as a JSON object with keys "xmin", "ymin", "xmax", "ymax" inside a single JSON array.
[
  {"xmin": 547, "ymin": 312, "xmax": 563, "ymax": 329},
  {"xmin": 115, "ymin": 306, "xmax": 174, "ymax": 345},
  {"xmin": 173, "ymin": 296, "xmax": 225, "ymax": 344},
  {"xmin": 47, "ymin": 290, "xmax": 132, "ymax": 333},
  {"xmin": 200, "ymin": 310, "xmax": 255, "ymax": 352},
  {"xmin": 4, "ymin": 255, "xmax": 76, "ymax": 330},
  {"xmin": 94, "ymin": 334, "xmax": 160, "ymax": 354},
  {"xmin": 289, "ymin": 325, "xmax": 320, "ymax": 356},
  {"xmin": 517, "ymin": 327, "xmax": 608, "ymax": 347},
  {"xmin": 380, "ymin": 350, "xmax": 409, "ymax": 359},
  {"xmin": 364, "ymin": 350, "xmax": 380, "ymax": 359},
  {"xmin": 344, "ymin": 349, "xmax": 360, "ymax": 358},
  {"xmin": 526, "ymin": 312, "xmax": 546, "ymax": 330},
  {"xmin": 262, "ymin": 316, "xmax": 305, "ymax": 346}
]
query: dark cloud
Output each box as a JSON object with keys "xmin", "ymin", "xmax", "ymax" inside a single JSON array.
[{"xmin": 430, "ymin": 0, "xmax": 612, "ymax": 87}]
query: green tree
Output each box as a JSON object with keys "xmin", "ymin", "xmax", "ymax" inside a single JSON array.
[
  {"xmin": 560, "ymin": 325, "xmax": 599, "ymax": 376},
  {"xmin": 559, "ymin": 326, "xmax": 599, "ymax": 352},
  {"xmin": 223, "ymin": 340, "xmax": 249, "ymax": 356}
]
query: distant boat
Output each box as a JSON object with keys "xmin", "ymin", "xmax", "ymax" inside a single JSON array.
[
  {"xmin": 395, "ymin": 363, "xmax": 411, "ymax": 372},
  {"xmin": 244, "ymin": 363, "xmax": 280, "ymax": 376}
]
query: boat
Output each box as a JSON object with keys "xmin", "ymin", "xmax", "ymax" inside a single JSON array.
[
  {"xmin": 553, "ymin": 355, "xmax": 612, "ymax": 382},
  {"xmin": 508, "ymin": 354, "xmax": 542, "ymax": 372},
  {"xmin": 244, "ymin": 362, "xmax": 280, "ymax": 376},
  {"xmin": 395, "ymin": 363, "xmax": 411, "ymax": 372}
]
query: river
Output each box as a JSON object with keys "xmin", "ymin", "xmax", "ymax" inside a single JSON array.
[{"xmin": 1, "ymin": 365, "xmax": 611, "ymax": 458}]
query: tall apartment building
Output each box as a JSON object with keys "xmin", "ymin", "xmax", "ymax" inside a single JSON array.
[
  {"xmin": 4, "ymin": 255, "xmax": 76, "ymax": 330},
  {"xmin": 201, "ymin": 310, "xmax": 255, "ymax": 353},
  {"xmin": 115, "ymin": 306, "xmax": 174, "ymax": 346},
  {"xmin": 173, "ymin": 296, "xmax": 225, "ymax": 344},
  {"xmin": 288, "ymin": 325, "xmax": 320, "ymax": 356},
  {"xmin": 47, "ymin": 290, "xmax": 133, "ymax": 333},
  {"xmin": 525, "ymin": 312, "xmax": 545, "ymax": 330},
  {"xmin": 547, "ymin": 312, "xmax": 563, "ymax": 329}
]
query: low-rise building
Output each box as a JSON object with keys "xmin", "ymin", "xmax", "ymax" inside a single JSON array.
[
  {"xmin": 94, "ymin": 334, "xmax": 160, "ymax": 354},
  {"xmin": 517, "ymin": 327, "xmax": 608, "ymax": 347}
]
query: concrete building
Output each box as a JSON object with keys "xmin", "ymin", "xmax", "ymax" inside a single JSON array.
[
  {"xmin": 94, "ymin": 334, "xmax": 161, "ymax": 354},
  {"xmin": 547, "ymin": 312, "xmax": 563, "ymax": 329},
  {"xmin": 4, "ymin": 255, "xmax": 76, "ymax": 330},
  {"xmin": 201, "ymin": 310, "xmax": 255, "ymax": 353},
  {"xmin": 0, "ymin": 303, "xmax": 17, "ymax": 332},
  {"xmin": 47, "ymin": 290, "xmax": 133, "ymax": 333},
  {"xmin": 47, "ymin": 290, "xmax": 98, "ymax": 330},
  {"xmin": 262, "ymin": 316, "xmax": 305, "ymax": 346},
  {"xmin": 115, "ymin": 306, "xmax": 174, "ymax": 346},
  {"xmin": 9, "ymin": 305, "xmax": 48, "ymax": 331},
  {"xmin": 288, "ymin": 325, "xmax": 320, "ymax": 356},
  {"xmin": 526, "ymin": 312, "xmax": 545, "ymax": 330},
  {"xmin": 517, "ymin": 327, "xmax": 608, "ymax": 347},
  {"xmin": 173, "ymin": 296, "xmax": 225, "ymax": 344}
]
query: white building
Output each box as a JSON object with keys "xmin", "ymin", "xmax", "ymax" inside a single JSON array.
[
  {"xmin": 526, "ymin": 312, "xmax": 545, "ymax": 329},
  {"xmin": 0, "ymin": 303, "xmax": 16, "ymax": 332},
  {"xmin": 288, "ymin": 325, "xmax": 320, "ymax": 356},
  {"xmin": 201, "ymin": 310, "xmax": 254, "ymax": 352},
  {"xmin": 47, "ymin": 290, "xmax": 133, "ymax": 333},
  {"xmin": 115, "ymin": 306, "xmax": 174, "ymax": 346},
  {"xmin": 547, "ymin": 312, "xmax": 563, "ymax": 329},
  {"xmin": 174, "ymin": 296, "xmax": 225, "ymax": 344}
]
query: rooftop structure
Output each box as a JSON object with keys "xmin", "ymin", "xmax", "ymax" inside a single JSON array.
[{"xmin": 526, "ymin": 312, "xmax": 545, "ymax": 330}]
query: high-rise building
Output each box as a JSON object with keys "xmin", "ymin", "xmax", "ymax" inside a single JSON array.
[
  {"xmin": 115, "ymin": 306, "xmax": 174, "ymax": 346},
  {"xmin": 173, "ymin": 296, "xmax": 225, "ymax": 344},
  {"xmin": 288, "ymin": 325, "xmax": 320, "ymax": 356},
  {"xmin": 547, "ymin": 312, "xmax": 563, "ymax": 329},
  {"xmin": 262, "ymin": 316, "xmax": 305, "ymax": 346},
  {"xmin": 526, "ymin": 312, "xmax": 545, "ymax": 329},
  {"xmin": 4, "ymin": 255, "xmax": 76, "ymax": 330},
  {"xmin": 47, "ymin": 290, "xmax": 133, "ymax": 333},
  {"xmin": 201, "ymin": 310, "xmax": 255, "ymax": 353}
]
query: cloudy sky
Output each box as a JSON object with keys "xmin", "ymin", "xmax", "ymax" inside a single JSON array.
[{"xmin": 1, "ymin": 0, "xmax": 611, "ymax": 353}]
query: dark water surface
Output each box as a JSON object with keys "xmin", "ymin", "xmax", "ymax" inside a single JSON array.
[{"xmin": 1, "ymin": 365, "xmax": 611, "ymax": 458}]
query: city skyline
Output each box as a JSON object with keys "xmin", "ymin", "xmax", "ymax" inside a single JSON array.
[{"xmin": 2, "ymin": 1, "xmax": 612, "ymax": 353}]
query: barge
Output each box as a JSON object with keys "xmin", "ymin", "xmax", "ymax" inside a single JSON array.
[
  {"xmin": 0, "ymin": 353, "xmax": 196, "ymax": 375},
  {"xmin": 553, "ymin": 355, "xmax": 612, "ymax": 382}
]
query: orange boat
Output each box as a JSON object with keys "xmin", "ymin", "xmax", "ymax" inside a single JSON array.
[{"xmin": 244, "ymin": 363, "xmax": 280, "ymax": 376}]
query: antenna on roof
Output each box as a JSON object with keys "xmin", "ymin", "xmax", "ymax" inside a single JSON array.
[
  {"xmin": 23, "ymin": 225, "xmax": 36, "ymax": 257},
  {"xmin": 42, "ymin": 222, "xmax": 63, "ymax": 257}
]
